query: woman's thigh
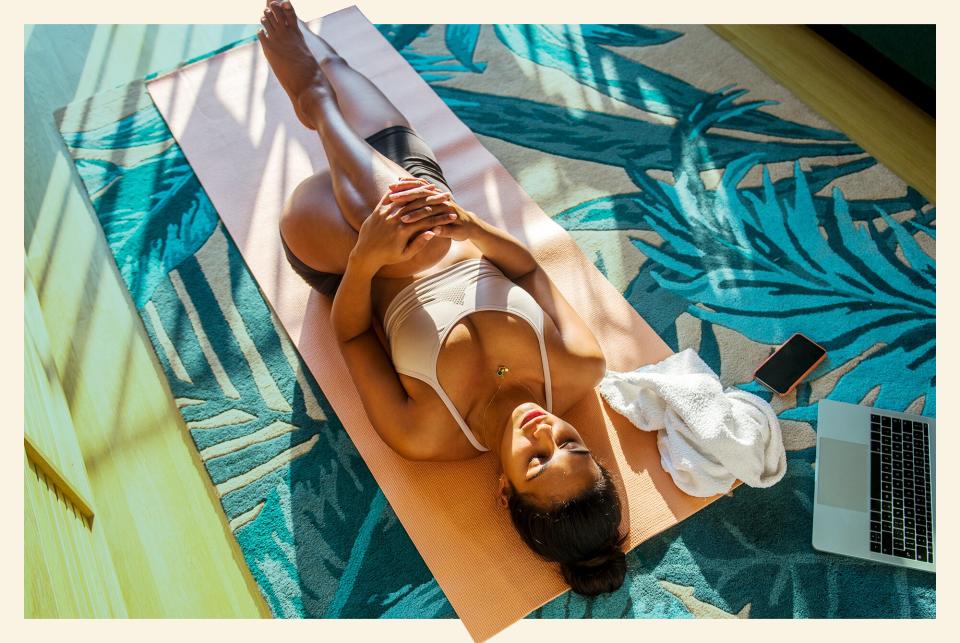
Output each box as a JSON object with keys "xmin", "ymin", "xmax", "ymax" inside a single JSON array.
[
  {"xmin": 280, "ymin": 170, "xmax": 357, "ymax": 275},
  {"xmin": 279, "ymin": 166, "xmax": 461, "ymax": 282}
]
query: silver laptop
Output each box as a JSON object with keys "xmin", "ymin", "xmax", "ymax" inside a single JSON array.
[{"xmin": 812, "ymin": 399, "xmax": 935, "ymax": 572}]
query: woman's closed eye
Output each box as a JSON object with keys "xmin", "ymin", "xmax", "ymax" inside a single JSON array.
[{"xmin": 528, "ymin": 441, "xmax": 581, "ymax": 465}]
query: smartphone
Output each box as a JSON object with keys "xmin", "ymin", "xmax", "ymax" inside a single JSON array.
[{"xmin": 753, "ymin": 333, "xmax": 827, "ymax": 395}]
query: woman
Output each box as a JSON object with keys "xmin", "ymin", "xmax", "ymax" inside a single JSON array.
[{"xmin": 259, "ymin": 1, "xmax": 626, "ymax": 595}]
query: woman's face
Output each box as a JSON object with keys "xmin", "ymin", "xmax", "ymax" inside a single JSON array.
[{"xmin": 498, "ymin": 402, "xmax": 601, "ymax": 507}]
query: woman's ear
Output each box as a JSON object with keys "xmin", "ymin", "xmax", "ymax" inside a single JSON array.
[{"xmin": 497, "ymin": 473, "xmax": 510, "ymax": 508}]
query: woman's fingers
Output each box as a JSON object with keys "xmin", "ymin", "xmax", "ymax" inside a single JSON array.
[
  {"xmin": 377, "ymin": 180, "xmax": 453, "ymax": 224},
  {"xmin": 375, "ymin": 186, "xmax": 399, "ymax": 213},
  {"xmin": 398, "ymin": 202, "xmax": 456, "ymax": 223},
  {"xmin": 422, "ymin": 192, "xmax": 451, "ymax": 205},
  {"xmin": 410, "ymin": 212, "xmax": 458, "ymax": 230},
  {"xmin": 388, "ymin": 184, "xmax": 448, "ymax": 202},
  {"xmin": 401, "ymin": 228, "xmax": 438, "ymax": 259},
  {"xmin": 395, "ymin": 194, "xmax": 452, "ymax": 217},
  {"xmin": 387, "ymin": 179, "xmax": 429, "ymax": 194},
  {"xmin": 388, "ymin": 177, "xmax": 428, "ymax": 191},
  {"xmin": 389, "ymin": 185, "xmax": 440, "ymax": 201},
  {"xmin": 382, "ymin": 197, "xmax": 415, "ymax": 221},
  {"xmin": 397, "ymin": 212, "xmax": 454, "ymax": 237}
]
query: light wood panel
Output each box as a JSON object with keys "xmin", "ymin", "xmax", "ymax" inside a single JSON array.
[
  {"xmin": 24, "ymin": 156, "xmax": 268, "ymax": 618},
  {"xmin": 24, "ymin": 264, "xmax": 125, "ymax": 617},
  {"xmin": 24, "ymin": 456, "xmax": 127, "ymax": 618},
  {"xmin": 24, "ymin": 25, "xmax": 268, "ymax": 618},
  {"xmin": 24, "ymin": 263, "xmax": 96, "ymax": 522},
  {"xmin": 711, "ymin": 25, "xmax": 935, "ymax": 203}
]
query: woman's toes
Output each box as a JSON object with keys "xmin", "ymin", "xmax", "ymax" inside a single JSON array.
[
  {"xmin": 269, "ymin": 1, "xmax": 286, "ymax": 25},
  {"xmin": 281, "ymin": 1, "xmax": 297, "ymax": 24},
  {"xmin": 265, "ymin": 8, "xmax": 280, "ymax": 30},
  {"xmin": 260, "ymin": 15, "xmax": 274, "ymax": 37}
]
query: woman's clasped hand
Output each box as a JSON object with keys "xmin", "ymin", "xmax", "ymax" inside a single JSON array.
[
  {"xmin": 349, "ymin": 177, "xmax": 479, "ymax": 270},
  {"xmin": 387, "ymin": 177, "xmax": 478, "ymax": 242}
]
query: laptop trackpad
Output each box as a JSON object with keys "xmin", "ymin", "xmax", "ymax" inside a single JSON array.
[{"xmin": 817, "ymin": 438, "xmax": 868, "ymax": 512}]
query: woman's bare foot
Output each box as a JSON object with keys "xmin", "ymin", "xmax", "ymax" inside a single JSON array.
[
  {"xmin": 271, "ymin": 0, "xmax": 340, "ymax": 60},
  {"xmin": 257, "ymin": 1, "xmax": 327, "ymax": 130}
]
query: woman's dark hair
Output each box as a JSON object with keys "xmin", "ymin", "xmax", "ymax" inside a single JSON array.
[{"xmin": 506, "ymin": 460, "xmax": 626, "ymax": 596}]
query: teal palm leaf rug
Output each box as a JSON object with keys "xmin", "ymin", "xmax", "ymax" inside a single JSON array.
[{"xmin": 55, "ymin": 22, "xmax": 935, "ymax": 622}]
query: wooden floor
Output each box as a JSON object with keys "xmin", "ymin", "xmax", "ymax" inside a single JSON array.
[
  {"xmin": 23, "ymin": 24, "xmax": 935, "ymax": 616},
  {"xmin": 712, "ymin": 25, "xmax": 935, "ymax": 203},
  {"xmin": 24, "ymin": 24, "xmax": 270, "ymax": 617}
]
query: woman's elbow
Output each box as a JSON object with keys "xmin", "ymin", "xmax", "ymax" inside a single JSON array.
[{"xmin": 586, "ymin": 352, "xmax": 607, "ymax": 388}]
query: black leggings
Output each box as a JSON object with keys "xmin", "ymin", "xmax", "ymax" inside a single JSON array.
[{"xmin": 279, "ymin": 125, "xmax": 453, "ymax": 297}]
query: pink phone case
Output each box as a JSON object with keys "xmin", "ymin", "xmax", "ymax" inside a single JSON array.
[{"xmin": 753, "ymin": 332, "xmax": 827, "ymax": 395}]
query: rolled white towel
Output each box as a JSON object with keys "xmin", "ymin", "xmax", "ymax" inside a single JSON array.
[{"xmin": 598, "ymin": 348, "xmax": 786, "ymax": 497}]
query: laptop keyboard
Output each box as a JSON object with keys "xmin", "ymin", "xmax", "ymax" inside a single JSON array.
[{"xmin": 870, "ymin": 414, "xmax": 933, "ymax": 563}]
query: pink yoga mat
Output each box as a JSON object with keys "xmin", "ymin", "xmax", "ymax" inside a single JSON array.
[{"xmin": 147, "ymin": 5, "xmax": 723, "ymax": 639}]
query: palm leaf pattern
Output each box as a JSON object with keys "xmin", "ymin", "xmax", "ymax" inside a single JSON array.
[
  {"xmin": 56, "ymin": 20, "xmax": 934, "ymax": 626},
  {"xmin": 489, "ymin": 23, "xmax": 847, "ymax": 141},
  {"xmin": 622, "ymin": 85, "xmax": 935, "ymax": 417},
  {"xmin": 378, "ymin": 23, "xmax": 936, "ymax": 618},
  {"xmin": 62, "ymin": 106, "xmax": 220, "ymax": 309}
]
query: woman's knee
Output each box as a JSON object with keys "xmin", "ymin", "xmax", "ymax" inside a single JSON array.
[
  {"xmin": 279, "ymin": 173, "xmax": 359, "ymax": 272},
  {"xmin": 318, "ymin": 53, "xmax": 349, "ymax": 74}
]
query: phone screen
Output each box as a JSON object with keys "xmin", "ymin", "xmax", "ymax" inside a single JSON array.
[{"xmin": 755, "ymin": 334, "xmax": 826, "ymax": 394}]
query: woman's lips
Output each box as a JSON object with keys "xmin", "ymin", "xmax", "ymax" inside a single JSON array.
[{"xmin": 521, "ymin": 409, "xmax": 546, "ymax": 429}]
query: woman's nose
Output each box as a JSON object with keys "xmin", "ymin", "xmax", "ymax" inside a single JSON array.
[{"xmin": 532, "ymin": 423, "xmax": 553, "ymax": 443}]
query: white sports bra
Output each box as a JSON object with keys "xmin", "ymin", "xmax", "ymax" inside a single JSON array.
[{"xmin": 382, "ymin": 258, "xmax": 553, "ymax": 451}]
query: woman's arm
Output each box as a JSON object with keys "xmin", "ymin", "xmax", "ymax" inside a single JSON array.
[
  {"xmin": 468, "ymin": 217, "xmax": 538, "ymax": 280},
  {"xmin": 330, "ymin": 252, "xmax": 421, "ymax": 459},
  {"xmin": 330, "ymin": 250, "xmax": 378, "ymax": 343},
  {"xmin": 331, "ymin": 184, "xmax": 456, "ymax": 341},
  {"xmin": 330, "ymin": 187, "xmax": 460, "ymax": 460}
]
